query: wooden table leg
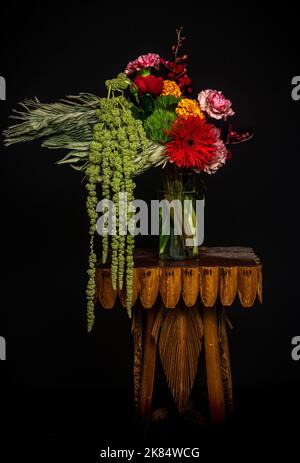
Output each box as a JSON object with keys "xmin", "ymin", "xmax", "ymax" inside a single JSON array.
[
  {"xmin": 203, "ymin": 305, "xmax": 226, "ymax": 425},
  {"xmin": 138, "ymin": 308, "xmax": 157, "ymax": 421},
  {"xmin": 219, "ymin": 308, "xmax": 233, "ymax": 413},
  {"xmin": 132, "ymin": 306, "xmax": 143, "ymax": 412}
]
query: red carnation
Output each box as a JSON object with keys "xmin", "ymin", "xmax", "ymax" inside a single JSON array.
[
  {"xmin": 165, "ymin": 116, "xmax": 227, "ymax": 170},
  {"xmin": 133, "ymin": 75, "xmax": 163, "ymax": 96}
]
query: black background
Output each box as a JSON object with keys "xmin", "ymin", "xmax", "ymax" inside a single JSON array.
[{"xmin": 0, "ymin": 2, "xmax": 299, "ymax": 460}]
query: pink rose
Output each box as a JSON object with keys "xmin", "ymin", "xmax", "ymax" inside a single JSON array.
[
  {"xmin": 125, "ymin": 53, "xmax": 160, "ymax": 76},
  {"xmin": 198, "ymin": 89, "xmax": 234, "ymax": 120}
]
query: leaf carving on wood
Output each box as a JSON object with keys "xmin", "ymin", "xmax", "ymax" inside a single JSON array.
[
  {"xmin": 139, "ymin": 268, "xmax": 160, "ymax": 308},
  {"xmin": 96, "ymin": 268, "xmax": 117, "ymax": 309},
  {"xmin": 237, "ymin": 266, "xmax": 258, "ymax": 307},
  {"xmin": 151, "ymin": 305, "xmax": 165, "ymax": 345},
  {"xmin": 119, "ymin": 268, "xmax": 140, "ymax": 308},
  {"xmin": 258, "ymin": 265, "xmax": 263, "ymax": 303},
  {"xmin": 158, "ymin": 303, "xmax": 203, "ymax": 412}
]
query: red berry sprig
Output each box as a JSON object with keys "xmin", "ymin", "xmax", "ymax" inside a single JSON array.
[{"xmin": 160, "ymin": 27, "xmax": 192, "ymax": 95}]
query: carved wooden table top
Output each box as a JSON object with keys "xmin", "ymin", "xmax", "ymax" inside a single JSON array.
[{"xmin": 96, "ymin": 247, "xmax": 262, "ymax": 310}]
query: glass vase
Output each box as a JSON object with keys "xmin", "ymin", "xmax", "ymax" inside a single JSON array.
[{"xmin": 159, "ymin": 164, "xmax": 205, "ymax": 260}]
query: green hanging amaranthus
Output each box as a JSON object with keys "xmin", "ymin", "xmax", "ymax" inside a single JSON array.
[
  {"xmin": 3, "ymin": 73, "xmax": 166, "ymax": 334},
  {"xmin": 86, "ymin": 74, "xmax": 149, "ymax": 331}
]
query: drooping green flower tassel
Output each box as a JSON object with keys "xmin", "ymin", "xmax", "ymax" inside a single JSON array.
[{"xmin": 85, "ymin": 75, "xmax": 150, "ymax": 329}]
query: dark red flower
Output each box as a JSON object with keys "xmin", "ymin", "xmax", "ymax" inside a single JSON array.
[
  {"xmin": 178, "ymin": 74, "xmax": 192, "ymax": 90},
  {"xmin": 160, "ymin": 57, "xmax": 192, "ymax": 95},
  {"xmin": 133, "ymin": 75, "xmax": 163, "ymax": 96},
  {"xmin": 175, "ymin": 64, "xmax": 185, "ymax": 73},
  {"xmin": 168, "ymin": 72, "xmax": 175, "ymax": 80},
  {"xmin": 165, "ymin": 116, "xmax": 226, "ymax": 170}
]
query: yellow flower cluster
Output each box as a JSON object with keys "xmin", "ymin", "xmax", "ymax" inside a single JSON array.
[
  {"xmin": 175, "ymin": 98, "xmax": 205, "ymax": 120},
  {"xmin": 161, "ymin": 80, "xmax": 182, "ymax": 98}
]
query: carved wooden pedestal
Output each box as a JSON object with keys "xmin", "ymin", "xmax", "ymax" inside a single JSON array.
[{"xmin": 96, "ymin": 247, "xmax": 262, "ymax": 426}]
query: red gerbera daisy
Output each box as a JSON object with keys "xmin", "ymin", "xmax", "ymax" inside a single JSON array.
[{"xmin": 165, "ymin": 116, "xmax": 225, "ymax": 170}]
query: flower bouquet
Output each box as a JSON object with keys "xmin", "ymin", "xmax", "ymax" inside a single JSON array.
[{"xmin": 3, "ymin": 28, "xmax": 253, "ymax": 330}]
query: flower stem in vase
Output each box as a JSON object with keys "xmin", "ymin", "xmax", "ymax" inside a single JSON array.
[{"xmin": 159, "ymin": 164, "xmax": 204, "ymax": 260}]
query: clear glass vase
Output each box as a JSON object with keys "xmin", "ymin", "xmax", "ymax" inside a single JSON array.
[{"xmin": 159, "ymin": 164, "xmax": 205, "ymax": 260}]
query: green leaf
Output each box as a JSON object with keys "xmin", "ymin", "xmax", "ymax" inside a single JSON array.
[
  {"xmin": 139, "ymin": 94, "xmax": 155, "ymax": 115},
  {"xmin": 159, "ymin": 233, "xmax": 170, "ymax": 254},
  {"xmin": 154, "ymin": 95, "xmax": 180, "ymax": 110},
  {"xmin": 56, "ymin": 157, "xmax": 83, "ymax": 165},
  {"xmin": 130, "ymin": 105, "xmax": 144, "ymax": 120},
  {"xmin": 159, "ymin": 206, "xmax": 170, "ymax": 254}
]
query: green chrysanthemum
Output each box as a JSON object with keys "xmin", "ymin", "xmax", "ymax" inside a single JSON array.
[{"xmin": 144, "ymin": 108, "xmax": 177, "ymax": 143}]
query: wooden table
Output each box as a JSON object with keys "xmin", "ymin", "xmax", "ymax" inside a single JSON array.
[{"xmin": 96, "ymin": 247, "xmax": 262, "ymax": 425}]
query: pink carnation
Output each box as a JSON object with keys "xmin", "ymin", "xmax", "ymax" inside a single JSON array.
[
  {"xmin": 204, "ymin": 130, "xmax": 229, "ymax": 174},
  {"xmin": 198, "ymin": 89, "xmax": 235, "ymax": 120},
  {"xmin": 125, "ymin": 53, "xmax": 160, "ymax": 76},
  {"xmin": 192, "ymin": 127, "xmax": 229, "ymax": 174}
]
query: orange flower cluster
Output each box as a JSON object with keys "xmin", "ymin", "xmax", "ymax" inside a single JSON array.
[
  {"xmin": 175, "ymin": 98, "xmax": 205, "ymax": 120},
  {"xmin": 161, "ymin": 80, "xmax": 181, "ymax": 98}
]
